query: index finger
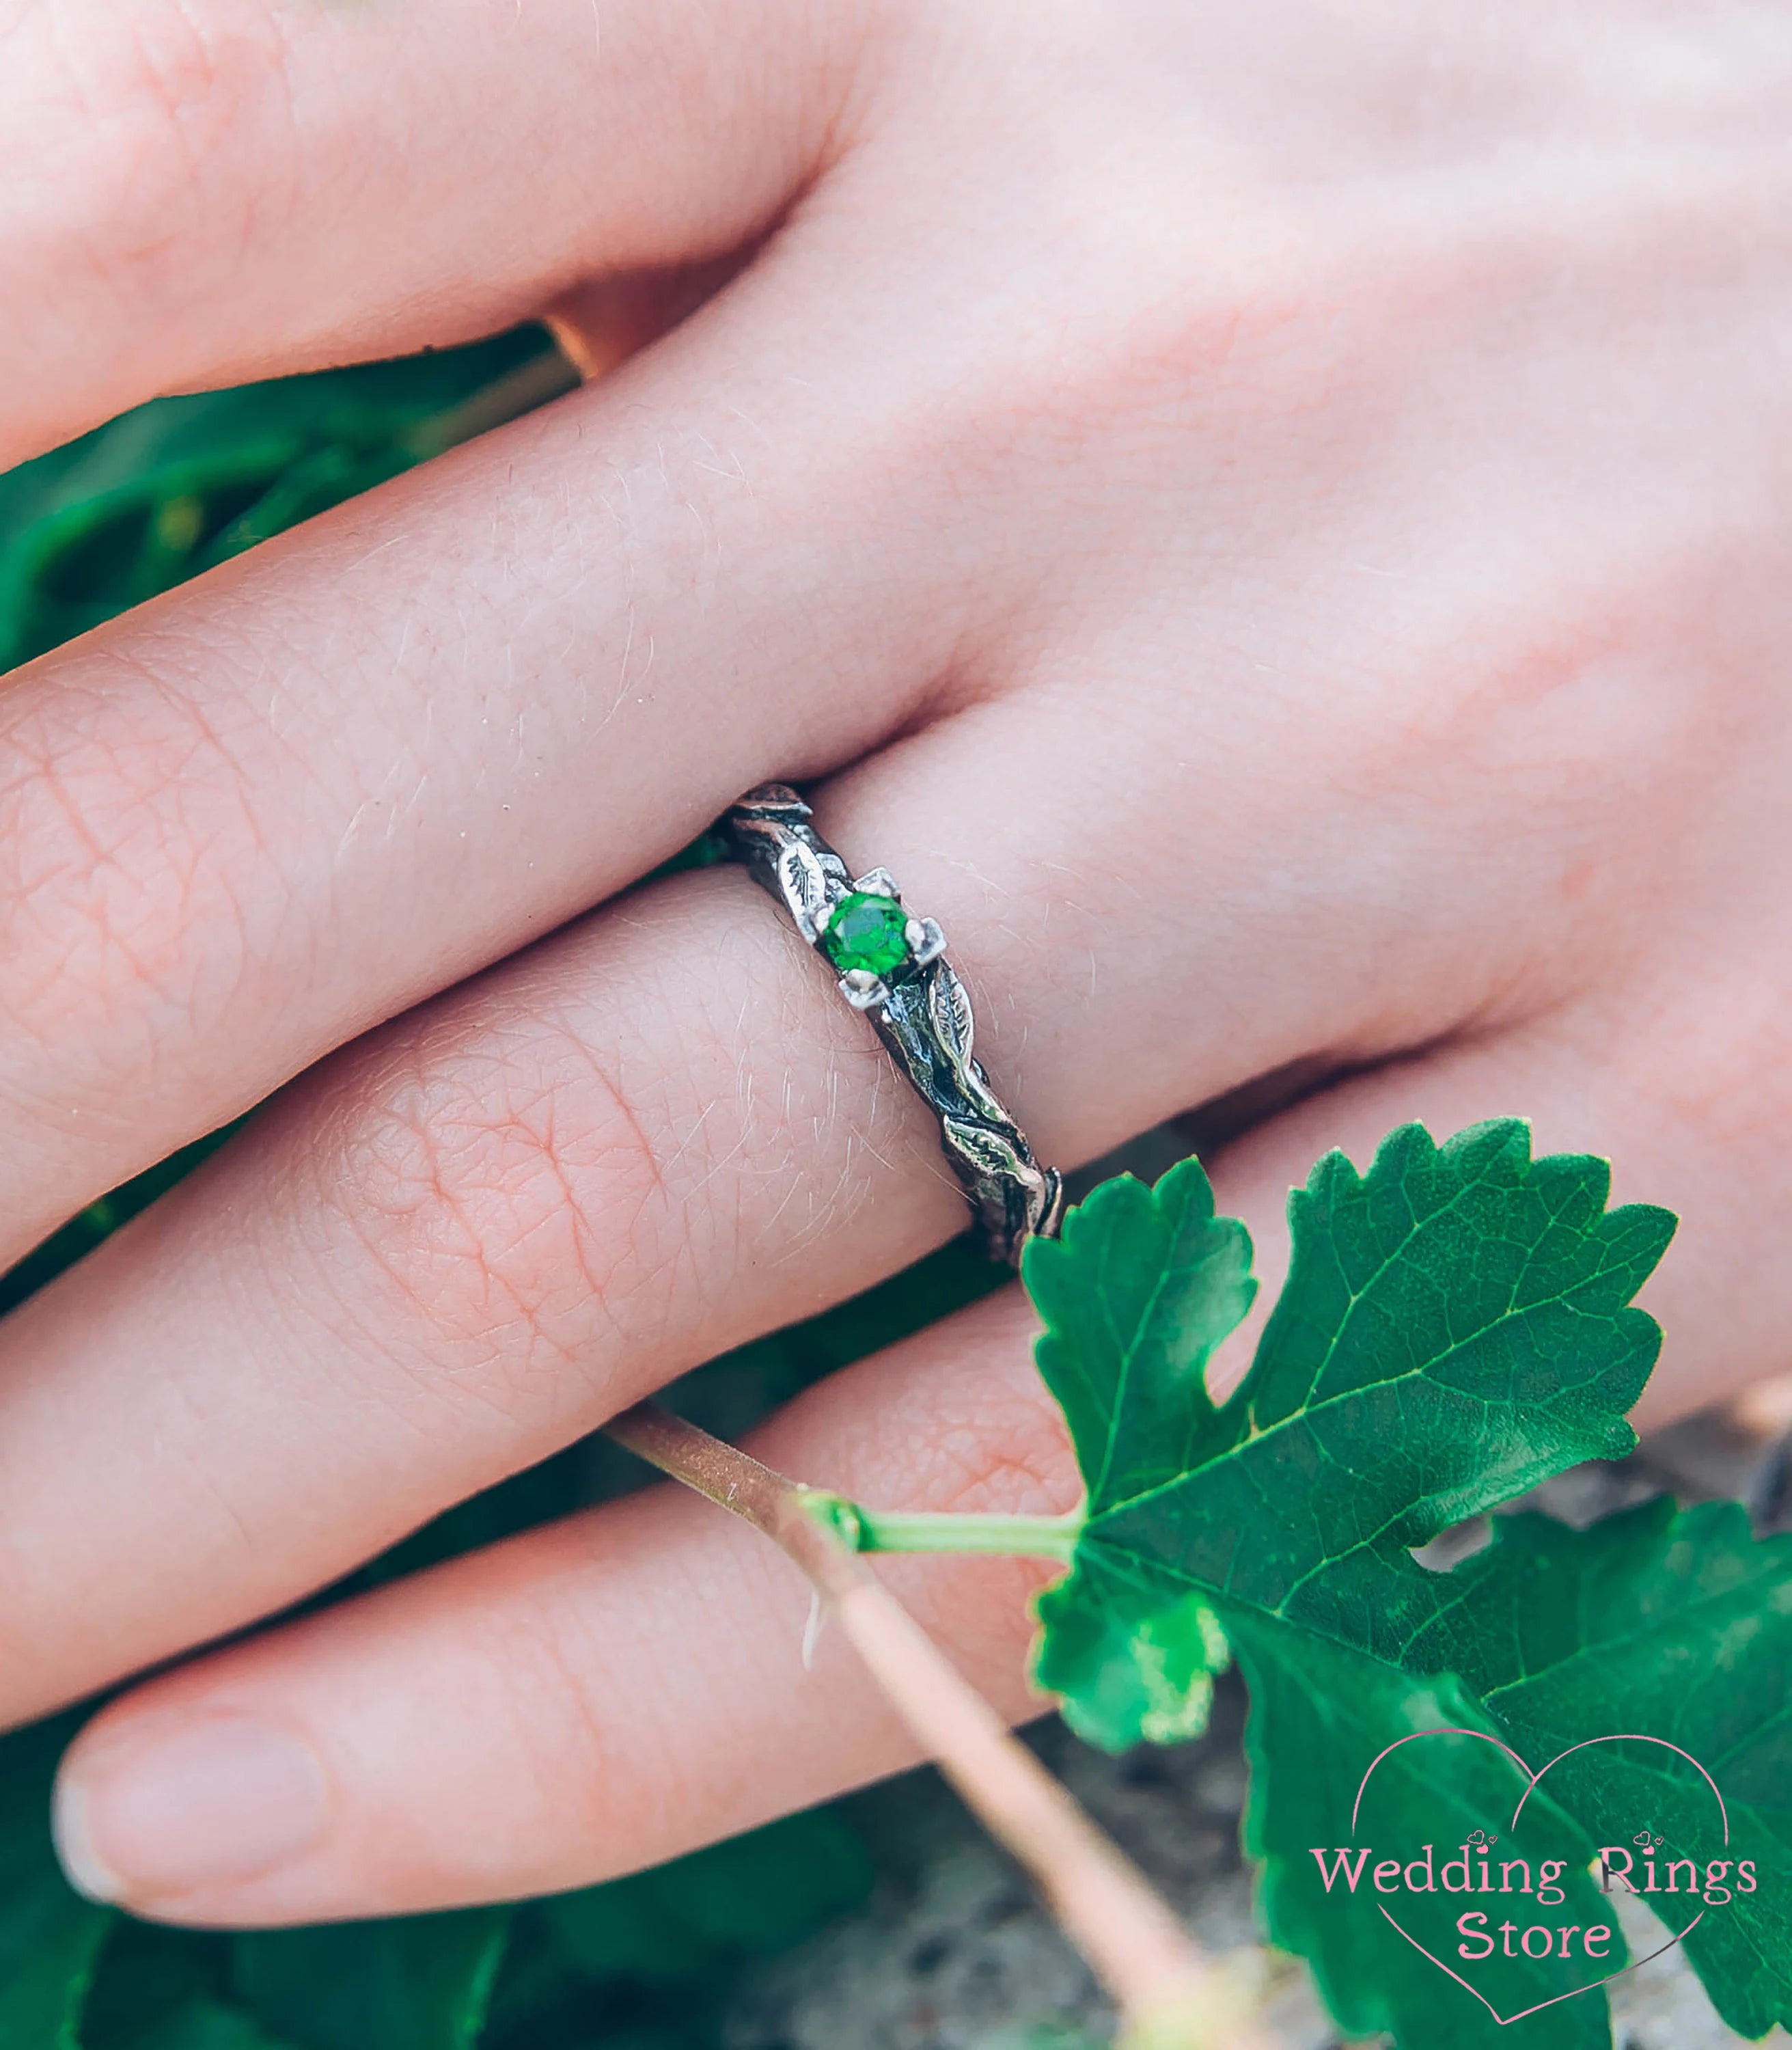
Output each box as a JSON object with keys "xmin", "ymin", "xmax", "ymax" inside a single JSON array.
[{"xmin": 1, "ymin": 0, "xmax": 869, "ymax": 464}]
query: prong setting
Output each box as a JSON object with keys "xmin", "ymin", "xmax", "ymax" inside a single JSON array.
[
  {"xmin": 854, "ymin": 866, "xmax": 900, "ymax": 898},
  {"xmin": 911, "ymin": 918, "xmax": 948, "ymax": 967},
  {"xmin": 839, "ymin": 968, "xmax": 890, "ymax": 1010}
]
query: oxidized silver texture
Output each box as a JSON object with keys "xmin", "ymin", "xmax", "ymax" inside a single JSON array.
[{"xmin": 723, "ymin": 783, "xmax": 1064, "ymax": 1266}]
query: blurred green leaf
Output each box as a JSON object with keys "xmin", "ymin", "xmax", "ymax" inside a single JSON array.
[
  {"xmin": 232, "ymin": 1911, "xmax": 510, "ymax": 2050},
  {"xmin": 119, "ymin": 1995, "xmax": 305, "ymax": 2050},
  {"xmin": 81, "ymin": 1920, "xmax": 231, "ymax": 2050},
  {"xmin": 538, "ymin": 1885, "xmax": 706, "ymax": 1988},
  {"xmin": 0, "ymin": 1717, "xmax": 113, "ymax": 2049},
  {"xmin": 0, "ymin": 330, "xmax": 569, "ymax": 671},
  {"xmin": 642, "ymin": 1808, "xmax": 874, "ymax": 1954},
  {"xmin": 0, "ymin": 1125, "xmax": 243, "ymax": 1319},
  {"xmin": 541, "ymin": 1809, "xmax": 873, "ymax": 1985}
]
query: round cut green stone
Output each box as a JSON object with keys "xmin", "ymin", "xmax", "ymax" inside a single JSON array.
[{"xmin": 821, "ymin": 892, "xmax": 910, "ymax": 978}]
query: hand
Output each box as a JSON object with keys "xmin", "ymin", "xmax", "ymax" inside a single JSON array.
[{"xmin": 7, "ymin": 0, "xmax": 1790, "ymax": 1928}]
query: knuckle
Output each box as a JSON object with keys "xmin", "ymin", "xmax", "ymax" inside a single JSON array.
[
  {"xmin": 13, "ymin": 3, "xmax": 296, "ymax": 310},
  {"xmin": 322, "ymin": 1025, "xmax": 678, "ymax": 1406},
  {"xmin": 931, "ymin": 1408, "xmax": 1077, "ymax": 1520},
  {"xmin": 914, "ymin": 1369, "xmax": 1079, "ymax": 1521},
  {"xmin": 902, "ymin": 1371, "xmax": 1079, "ymax": 1673},
  {"xmin": 0, "ymin": 675, "xmax": 260, "ymax": 1079}
]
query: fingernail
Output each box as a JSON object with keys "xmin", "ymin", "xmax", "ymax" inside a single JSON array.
[{"xmin": 53, "ymin": 1710, "xmax": 329, "ymax": 1904}]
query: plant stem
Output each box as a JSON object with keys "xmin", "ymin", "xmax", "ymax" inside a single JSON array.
[
  {"xmin": 842, "ymin": 1503, "xmax": 1083, "ymax": 1563},
  {"xmin": 409, "ymin": 347, "xmax": 581, "ymax": 456},
  {"xmin": 606, "ymin": 1403, "xmax": 1271, "ymax": 2050}
]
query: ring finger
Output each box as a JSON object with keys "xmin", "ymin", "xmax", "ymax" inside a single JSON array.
[{"xmin": 0, "ymin": 669, "xmax": 1549, "ymax": 1732}]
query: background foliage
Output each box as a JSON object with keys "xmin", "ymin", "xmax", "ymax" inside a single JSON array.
[{"xmin": 0, "ymin": 333, "xmax": 1013, "ymax": 2050}]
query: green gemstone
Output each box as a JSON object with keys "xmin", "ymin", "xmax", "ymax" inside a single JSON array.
[{"xmin": 820, "ymin": 892, "xmax": 911, "ymax": 979}]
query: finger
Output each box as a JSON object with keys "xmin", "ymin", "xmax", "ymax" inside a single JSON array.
[
  {"xmin": 0, "ymin": 0, "xmax": 874, "ymax": 464},
  {"xmin": 0, "ymin": 233, "xmax": 978, "ymax": 1262},
  {"xmin": 49, "ymin": 1003, "xmax": 1764, "ymax": 1926},
  {"xmin": 51, "ymin": 1285, "xmax": 1069, "ymax": 1924}
]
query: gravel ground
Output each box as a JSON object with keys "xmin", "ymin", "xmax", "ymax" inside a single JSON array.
[{"xmin": 725, "ymin": 1397, "xmax": 1792, "ymax": 2050}]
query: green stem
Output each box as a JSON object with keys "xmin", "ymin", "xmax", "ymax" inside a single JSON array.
[{"xmin": 836, "ymin": 1503, "xmax": 1084, "ymax": 1563}]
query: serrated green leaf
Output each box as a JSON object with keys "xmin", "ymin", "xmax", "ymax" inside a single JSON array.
[
  {"xmin": 1015, "ymin": 1128, "xmax": 1792, "ymax": 2043},
  {"xmin": 1232, "ymin": 1615, "xmax": 1617, "ymax": 2049},
  {"xmin": 1025, "ymin": 1159, "xmax": 1256, "ymax": 1512},
  {"xmin": 232, "ymin": 1910, "xmax": 510, "ymax": 2050},
  {"xmin": 1028, "ymin": 1122, "xmax": 1674, "ymax": 1748},
  {"xmin": 1018, "ymin": 1125, "xmax": 1685, "ymax": 2047},
  {"xmin": 1021, "ymin": 1158, "xmax": 1252, "ymax": 1749},
  {"xmin": 1413, "ymin": 1499, "xmax": 1792, "ymax": 2038},
  {"xmin": 1101, "ymin": 1121, "xmax": 1671, "ymax": 1652}
]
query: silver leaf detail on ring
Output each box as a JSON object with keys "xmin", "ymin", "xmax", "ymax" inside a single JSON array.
[{"xmin": 721, "ymin": 783, "xmax": 1064, "ymax": 1265}]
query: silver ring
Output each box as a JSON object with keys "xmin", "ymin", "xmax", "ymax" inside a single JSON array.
[{"xmin": 723, "ymin": 783, "xmax": 1064, "ymax": 1266}]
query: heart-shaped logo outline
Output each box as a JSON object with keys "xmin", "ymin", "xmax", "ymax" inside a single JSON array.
[{"xmin": 1349, "ymin": 1729, "xmax": 1729, "ymax": 2025}]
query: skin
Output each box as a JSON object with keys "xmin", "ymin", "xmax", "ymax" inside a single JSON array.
[{"xmin": 1, "ymin": 0, "xmax": 1789, "ymax": 1927}]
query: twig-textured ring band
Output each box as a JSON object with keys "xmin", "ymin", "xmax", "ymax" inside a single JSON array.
[{"xmin": 723, "ymin": 783, "xmax": 1064, "ymax": 1266}]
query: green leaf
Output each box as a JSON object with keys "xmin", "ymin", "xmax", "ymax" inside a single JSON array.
[
  {"xmin": 0, "ymin": 329, "xmax": 566, "ymax": 672},
  {"xmin": 538, "ymin": 1881, "xmax": 708, "ymax": 1986},
  {"xmin": 232, "ymin": 1911, "xmax": 510, "ymax": 2050},
  {"xmin": 1022, "ymin": 1158, "xmax": 1254, "ymax": 1747},
  {"xmin": 119, "ymin": 1995, "xmax": 304, "ymax": 2050},
  {"xmin": 1029, "ymin": 1121, "xmax": 1674, "ymax": 1747},
  {"xmin": 1019, "ymin": 1125, "xmax": 1686, "ymax": 2047},
  {"xmin": 644, "ymin": 1808, "xmax": 873, "ymax": 1952},
  {"xmin": 1414, "ymin": 1499, "xmax": 1792, "ymax": 2038},
  {"xmin": 540, "ymin": 1809, "xmax": 873, "ymax": 1984},
  {"xmin": 1025, "ymin": 1159, "xmax": 1256, "ymax": 1513},
  {"xmin": 78, "ymin": 1920, "xmax": 230, "ymax": 2050},
  {"xmin": 0, "ymin": 1717, "xmax": 113, "ymax": 2049},
  {"xmin": 1232, "ymin": 1616, "xmax": 1617, "ymax": 2049},
  {"xmin": 1033, "ymin": 1557, "xmax": 1229, "ymax": 1753}
]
